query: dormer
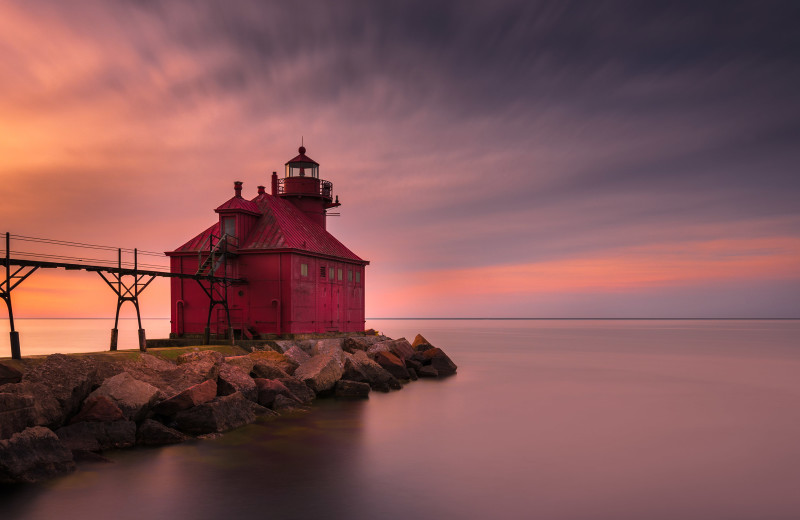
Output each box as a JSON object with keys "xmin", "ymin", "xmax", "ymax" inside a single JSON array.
[{"xmin": 215, "ymin": 181, "xmax": 262, "ymax": 246}]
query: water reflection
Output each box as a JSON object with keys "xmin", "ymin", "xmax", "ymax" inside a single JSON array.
[{"xmin": 2, "ymin": 320, "xmax": 799, "ymax": 519}]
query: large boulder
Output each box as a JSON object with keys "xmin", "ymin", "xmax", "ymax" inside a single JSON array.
[
  {"xmin": 0, "ymin": 381, "xmax": 62, "ymax": 429},
  {"xmin": 351, "ymin": 351, "xmax": 401, "ymax": 392},
  {"xmin": 283, "ymin": 345, "xmax": 311, "ymax": 367},
  {"xmin": 152, "ymin": 380, "xmax": 218, "ymax": 416},
  {"xmin": 276, "ymin": 378, "xmax": 315, "ymax": 404},
  {"xmin": 70, "ymin": 395, "xmax": 125, "ymax": 424},
  {"xmin": 224, "ymin": 355, "xmax": 256, "ymax": 374},
  {"xmin": 176, "ymin": 350, "xmax": 224, "ymax": 366},
  {"xmin": 0, "ymin": 426, "xmax": 75, "ymax": 483},
  {"xmin": 422, "ymin": 348, "xmax": 458, "ymax": 376},
  {"xmin": 22, "ymin": 354, "xmax": 97, "ymax": 426},
  {"xmin": 250, "ymin": 351, "xmax": 298, "ymax": 375},
  {"xmin": 417, "ymin": 365, "xmax": 438, "ymax": 378},
  {"xmin": 254, "ymin": 379, "xmax": 300, "ymax": 408},
  {"xmin": 88, "ymin": 372, "xmax": 161, "ymax": 421},
  {"xmin": 124, "ymin": 354, "xmax": 217, "ymax": 396},
  {"xmin": 217, "ymin": 364, "xmax": 257, "ymax": 402},
  {"xmin": 55, "ymin": 420, "xmax": 136, "ymax": 452},
  {"xmin": 341, "ymin": 352, "xmax": 370, "ymax": 384},
  {"xmin": 374, "ymin": 351, "xmax": 411, "ymax": 380},
  {"xmin": 174, "ymin": 392, "xmax": 256, "ymax": 435},
  {"xmin": 388, "ymin": 338, "xmax": 415, "ymax": 360},
  {"xmin": 0, "ymin": 392, "xmax": 36, "ymax": 439},
  {"xmin": 251, "ymin": 362, "xmax": 291, "ymax": 380},
  {"xmin": 335, "ymin": 380, "xmax": 371, "ymax": 399},
  {"xmin": 136, "ymin": 419, "xmax": 188, "ymax": 446},
  {"xmin": 312, "ymin": 339, "xmax": 346, "ymax": 365},
  {"xmin": 272, "ymin": 394, "xmax": 305, "ymax": 412},
  {"xmin": 0, "ymin": 363, "xmax": 22, "ymax": 385},
  {"xmin": 366, "ymin": 341, "xmax": 392, "ymax": 358},
  {"xmin": 412, "ymin": 334, "xmax": 435, "ymax": 352},
  {"xmin": 342, "ymin": 335, "xmax": 383, "ymax": 353},
  {"xmin": 293, "ymin": 354, "xmax": 344, "ymax": 394}
]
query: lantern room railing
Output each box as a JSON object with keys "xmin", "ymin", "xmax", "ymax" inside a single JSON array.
[{"xmin": 276, "ymin": 177, "xmax": 333, "ymax": 200}]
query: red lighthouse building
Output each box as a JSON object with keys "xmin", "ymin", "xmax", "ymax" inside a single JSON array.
[{"xmin": 166, "ymin": 146, "xmax": 368, "ymax": 339}]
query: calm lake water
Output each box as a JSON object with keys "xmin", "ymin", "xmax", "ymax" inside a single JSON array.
[{"xmin": 1, "ymin": 319, "xmax": 799, "ymax": 519}]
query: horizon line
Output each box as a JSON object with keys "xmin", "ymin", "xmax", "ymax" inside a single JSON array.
[{"xmin": 3, "ymin": 317, "xmax": 798, "ymax": 321}]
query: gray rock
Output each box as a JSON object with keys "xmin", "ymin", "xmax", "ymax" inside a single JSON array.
[
  {"xmin": 124, "ymin": 354, "xmax": 217, "ymax": 396},
  {"xmin": 374, "ymin": 351, "xmax": 411, "ymax": 380},
  {"xmin": 0, "ymin": 363, "xmax": 22, "ymax": 385},
  {"xmin": 422, "ymin": 348, "xmax": 458, "ymax": 376},
  {"xmin": 407, "ymin": 368, "xmax": 418, "ymax": 381},
  {"xmin": 276, "ymin": 378, "xmax": 315, "ymax": 404},
  {"xmin": 335, "ymin": 380, "xmax": 371, "ymax": 399},
  {"xmin": 0, "ymin": 381, "xmax": 65, "ymax": 430},
  {"xmin": 417, "ymin": 365, "xmax": 438, "ymax": 378},
  {"xmin": 136, "ymin": 419, "xmax": 188, "ymax": 446},
  {"xmin": 342, "ymin": 335, "xmax": 383, "ymax": 353},
  {"xmin": 412, "ymin": 334, "xmax": 435, "ymax": 352},
  {"xmin": 254, "ymin": 379, "xmax": 300, "ymax": 408},
  {"xmin": 224, "ymin": 355, "xmax": 256, "ymax": 374},
  {"xmin": 342, "ymin": 352, "xmax": 370, "ymax": 384},
  {"xmin": 88, "ymin": 372, "xmax": 161, "ymax": 421},
  {"xmin": 312, "ymin": 339, "xmax": 346, "ymax": 366},
  {"xmin": 366, "ymin": 341, "xmax": 392, "ymax": 358},
  {"xmin": 55, "ymin": 420, "xmax": 136, "ymax": 452},
  {"xmin": 251, "ymin": 362, "xmax": 291, "ymax": 380},
  {"xmin": 283, "ymin": 345, "xmax": 311, "ymax": 366},
  {"xmin": 217, "ymin": 364, "xmax": 258, "ymax": 402},
  {"xmin": 70, "ymin": 395, "xmax": 125, "ymax": 423},
  {"xmin": 272, "ymin": 394, "xmax": 305, "ymax": 412},
  {"xmin": 0, "ymin": 392, "xmax": 35, "ymax": 439},
  {"xmin": 351, "ymin": 351, "xmax": 401, "ymax": 392},
  {"xmin": 176, "ymin": 350, "xmax": 224, "ymax": 365},
  {"xmin": 22, "ymin": 354, "xmax": 97, "ymax": 427},
  {"xmin": 388, "ymin": 338, "xmax": 415, "ymax": 361},
  {"xmin": 293, "ymin": 354, "xmax": 344, "ymax": 394},
  {"xmin": 152, "ymin": 380, "xmax": 218, "ymax": 416},
  {"xmin": 174, "ymin": 392, "xmax": 256, "ymax": 435},
  {"xmin": 0, "ymin": 426, "xmax": 75, "ymax": 483}
]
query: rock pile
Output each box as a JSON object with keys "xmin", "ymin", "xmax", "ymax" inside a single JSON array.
[{"xmin": 0, "ymin": 333, "xmax": 456, "ymax": 484}]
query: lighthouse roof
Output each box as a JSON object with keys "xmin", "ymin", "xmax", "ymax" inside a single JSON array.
[
  {"xmin": 285, "ymin": 146, "xmax": 319, "ymax": 166},
  {"xmin": 170, "ymin": 193, "xmax": 365, "ymax": 263},
  {"xmin": 214, "ymin": 195, "xmax": 261, "ymax": 215}
]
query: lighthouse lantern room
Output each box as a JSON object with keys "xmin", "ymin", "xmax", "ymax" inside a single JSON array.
[{"xmin": 166, "ymin": 146, "xmax": 368, "ymax": 339}]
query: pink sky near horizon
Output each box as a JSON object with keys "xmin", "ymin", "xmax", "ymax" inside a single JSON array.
[{"xmin": 1, "ymin": 1, "xmax": 799, "ymax": 319}]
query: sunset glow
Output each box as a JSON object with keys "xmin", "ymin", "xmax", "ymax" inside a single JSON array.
[{"xmin": 1, "ymin": 1, "xmax": 799, "ymax": 318}]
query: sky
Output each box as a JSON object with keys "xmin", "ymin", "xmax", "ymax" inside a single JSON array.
[{"xmin": 1, "ymin": 0, "xmax": 799, "ymax": 318}]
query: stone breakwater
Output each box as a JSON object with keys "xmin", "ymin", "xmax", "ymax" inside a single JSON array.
[{"xmin": 0, "ymin": 333, "xmax": 456, "ymax": 484}]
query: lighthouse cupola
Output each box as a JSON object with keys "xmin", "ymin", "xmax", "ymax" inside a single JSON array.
[{"xmin": 273, "ymin": 145, "xmax": 340, "ymax": 229}]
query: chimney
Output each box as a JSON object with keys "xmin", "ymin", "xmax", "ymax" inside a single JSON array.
[
  {"xmin": 234, "ymin": 181, "xmax": 243, "ymax": 197},
  {"xmin": 271, "ymin": 171, "xmax": 278, "ymax": 195},
  {"xmin": 257, "ymin": 185, "xmax": 265, "ymax": 195}
]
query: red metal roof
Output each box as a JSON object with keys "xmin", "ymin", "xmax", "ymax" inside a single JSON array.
[
  {"xmin": 169, "ymin": 194, "xmax": 365, "ymax": 263},
  {"xmin": 215, "ymin": 195, "xmax": 261, "ymax": 214},
  {"xmin": 172, "ymin": 221, "xmax": 220, "ymax": 253},
  {"xmin": 285, "ymin": 146, "xmax": 319, "ymax": 165}
]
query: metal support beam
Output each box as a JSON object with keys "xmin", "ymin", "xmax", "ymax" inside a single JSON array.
[
  {"xmin": 1, "ymin": 232, "xmax": 38, "ymax": 359},
  {"xmin": 98, "ymin": 248, "xmax": 155, "ymax": 352}
]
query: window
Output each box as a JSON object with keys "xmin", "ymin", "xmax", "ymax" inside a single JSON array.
[
  {"xmin": 338, "ymin": 268, "xmax": 343, "ymax": 281},
  {"xmin": 329, "ymin": 267, "xmax": 334, "ymax": 279},
  {"xmin": 222, "ymin": 217, "xmax": 235, "ymax": 237},
  {"xmin": 348, "ymin": 270, "xmax": 353, "ymax": 282},
  {"xmin": 300, "ymin": 263, "xmax": 308, "ymax": 276},
  {"xmin": 320, "ymin": 266, "xmax": 326, "ymax": 278},
  {"xmin": 356, "ymin": 272, "xmax": 360, "ymax": 283}
]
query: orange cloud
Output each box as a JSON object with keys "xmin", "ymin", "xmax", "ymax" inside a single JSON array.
[{"xmin": 377, "ymin": 236, "xmax": 800, "ymax": 303}]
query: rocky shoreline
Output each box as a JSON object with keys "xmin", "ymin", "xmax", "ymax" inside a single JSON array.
[{"xmin": 0, "ymin": 333, "xmax": 456, "ymax": 484}]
